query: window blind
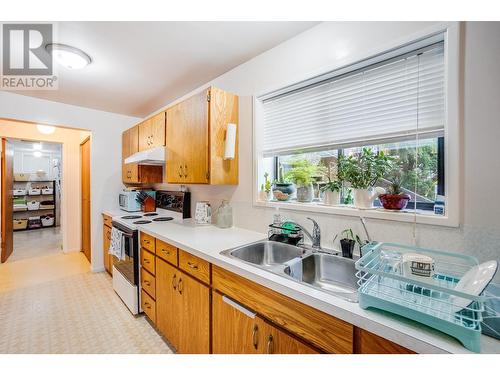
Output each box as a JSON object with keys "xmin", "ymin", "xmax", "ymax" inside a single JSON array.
[{"xmin": 261, "ymin": 41, "xmax": 445, "ymax": 156}]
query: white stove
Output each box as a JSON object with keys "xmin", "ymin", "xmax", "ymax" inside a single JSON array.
[
  {"xmin": 111, "ymin": 208, "xmax": 183, "ymax": 231},
  {"xmin": 110, "ymin": 190, "xmax": 190, "ymax": 315}
]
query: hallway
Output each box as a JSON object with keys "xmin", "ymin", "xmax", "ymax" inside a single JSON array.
[
  {"xmin": 0, "ymin": 252, "xmax": 172, "ymax": 354},
  {"xmin": 10, "ymin": 227, "xmax": 63, "ymax": 263}
]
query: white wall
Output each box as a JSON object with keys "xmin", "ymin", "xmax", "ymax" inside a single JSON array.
[
  {"xmin": 0, "ymin": 93, "xmax": 139, "ymax": 271},
  {"xmin": 152, "ymin": 21, "xmax": 500, "ymax": 268}
]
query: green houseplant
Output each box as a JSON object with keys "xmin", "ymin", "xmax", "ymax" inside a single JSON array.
[
  {"xmin": 338, "ymin": 148, "xmax": 393, "ymax": 208},
  {"xmin": 320, "ymin": 177, "xmax": 342, "ymax": 206},
  {"xmin": 284, "ymin": 159, "xmax": 325, "ymax": 202},
  {"xmin": 378, "ymin": 169, "xmax": 412, "ymax": 210},
  {"xmin": 333, "ymin": 228, "xmax": 365, "ymax": 259}
]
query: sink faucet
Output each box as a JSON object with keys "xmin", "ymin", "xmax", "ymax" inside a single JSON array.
[{"xmin": 295, "ymin": 217, "xmax": 321, "ymax": 249}]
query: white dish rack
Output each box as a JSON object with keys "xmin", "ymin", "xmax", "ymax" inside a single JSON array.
[{"xmin": 355, "ymin": 242, "xmax": 499, "ymax": 353}]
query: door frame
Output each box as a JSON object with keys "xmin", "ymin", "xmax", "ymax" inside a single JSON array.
[{"xmin": 80, "ymin": 136, "xmax": 91, "ymax": 262}]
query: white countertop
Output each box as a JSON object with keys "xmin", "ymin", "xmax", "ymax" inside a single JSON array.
[{"xmin": 103, "ymin": 210, "xmax": 499, "ymax": 354}]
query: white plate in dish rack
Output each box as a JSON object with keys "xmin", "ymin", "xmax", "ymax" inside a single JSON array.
[{"xmin": 451, "ymin": 260, "xmax": 498, "ymax": 312}]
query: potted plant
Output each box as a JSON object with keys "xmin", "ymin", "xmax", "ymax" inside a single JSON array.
[
  {"xmin": 272, "ymin": 166, "xmax": 295, "ymax": 201},
  {"xmin": 338, "ymin": 148, "xmax": 393, "ymax": 209},
  {"xmin": 284, "ymin": 159, "xmax": 325, "ymax": 203},
  {"xmin": 333, "ymin": 229, "xmax": 364, "ymax": 259},
  {"xmin": 379, "ymin": 172, "xmax": 411, "ymax": 210},
  {"xmin": 320, "ymin": 177, "xmax": 342, "ymax": 206}
]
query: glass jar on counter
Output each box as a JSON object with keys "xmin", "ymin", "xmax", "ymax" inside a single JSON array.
[{"xmin": 215, "ymin": 200, "xmax": 233, "ymax": 229}]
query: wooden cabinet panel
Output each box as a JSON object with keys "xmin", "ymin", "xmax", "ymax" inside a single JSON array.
[
  {"xmin": 141, "ymin": 248, "xmax": 156, "ymax": 275},
  {"xmin": 263, "ymin": 322, "xmax": 320, "ymax": 354},
  {"xmin": 178, "ymin": 249, "xmax": 210, "ymax": 284},
  {"xmin": 122, "ymin": 126, "xmax": 139, "ymax": 183},
  {"xmin": 166, "ymin": 90, "xmax": 209, "ymax": 184},
  {"xmin": 177, "ymin": 272, "xmax": 210, "ymax": 354},
  {"xmin": 103, "ymin": 214, "xmax": 112, "ymax": 228},
  {"xmin": 140, "ymin": 232, "xmax": 155, "ymax": 253},
  {"xmin": 212, "ymin": 292, "xmax": 261, "ymax": 354},
  {"xmin": 141, "ymin": 289, "xmax": 156, "ymax": 324},
  {"xmin": 208, "ymin": 87, "xmax": 239, "ymax": 185},
  {"xmin": 353, "ymin": 327, "xmax": 415, "ymax": 354},
  {"xmin": 141, "ymin": 268, "xmax": 156, "ymax": 299},
  {"xmin": 103, "ymin": 223, "xmax": 111, "ymax": 275},
  {"xmin": 156, "ymin": 239, "xmax": 178, "ymax": 266},
  {"xmin": 156, "ymin": 258, "xmax": 181, "ymax": 350},
  {"xmin": 212, "ymin": 265, "xmax": 353, "ymax": 354},
  {"xmin": 166, "ymin": 104, "xmax": 185, "ymax": 184},
  {"xmin": 139, "ymin": 112, "xmax": 166, "ymax": 151}
]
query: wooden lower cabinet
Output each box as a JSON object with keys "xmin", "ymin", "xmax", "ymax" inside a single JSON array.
[
  {"xmin": 212, "ymin": 291, "xmax": 318, "ymax": 354},
  {"xmin": 102, "ymin": 215, "xmax": 113, "ymax": 275},
  {"xmin": 353, "ymin": 327, "xmax": 415, "ymax": 354},
  {"xmin": 156, "ymin": 257, "xmax": 210, "ymax": 353}
]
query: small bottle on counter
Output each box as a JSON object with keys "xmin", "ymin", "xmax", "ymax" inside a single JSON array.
[{"xmin": 215, "ymin": 200, "xmax": 233, "ymax": 228}]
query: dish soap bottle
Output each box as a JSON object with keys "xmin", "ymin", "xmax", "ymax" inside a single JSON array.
[{"xmin": 215, "ymin": 200, "xmax": 233, "ymax": 228}]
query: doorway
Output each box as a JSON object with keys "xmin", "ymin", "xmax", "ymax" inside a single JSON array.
[
  {"xmin": 1, "ymin": 139, "xmax": 63, "ymax": 263},
  {"xmin": 80, "ymin": 137, "xmax": 91, "ymax": 262}
]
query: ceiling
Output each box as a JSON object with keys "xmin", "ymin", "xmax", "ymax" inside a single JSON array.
[
  {"xmin": 3, "ymin": 22, "xmax": 318, "ymax": 118},
  {"xmin": 12, "ymin": 139, "xmax": 62, "ymax": 153}
]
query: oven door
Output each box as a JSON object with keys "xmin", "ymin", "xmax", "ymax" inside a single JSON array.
[{"xmin": 111, "ymin": 223, "xmax": 139, "ymax": 286}]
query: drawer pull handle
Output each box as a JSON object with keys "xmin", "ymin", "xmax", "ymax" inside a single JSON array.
[
  {"xmin": 172, "ymin": 274, "xmax": 177, "ymax": 290},
  {"xmin": 252, "ymin": 324, "xmax": 259, "ymax": 349},
  {"xmin": 161, "ymin": 249, "xmax": 170, "ymax": 255},
  {"xmin": 184, "ymin": 164, "xmax": 188, "ymax": 178},
  {"xmin": 144, "ymin": 280, "xmax": 150, "ymax": 286},
  {"xmin": 178, "ymin": 278, "xmax": 183, "ymax": 295},
  {"xmin": 187, "ymin": 261, "xmax": 198, "ymax": 270},
  {"xmin": 143, "ymin": 239, "xmax": 150, "ymax": 244},
  {"xmin": 267, "ymin": 334, "xmax": 274, "ymax": 354},
  {"xmin": 144, "ymin": 302, "xmax": 151, "ymax": 309},
  {"xmin": 179, "ymin": 165, "xmax": 183, "ymax": 178},
  {"xmin": 143, "ymin": 259, "xmax": 150, "ymax": 264}
]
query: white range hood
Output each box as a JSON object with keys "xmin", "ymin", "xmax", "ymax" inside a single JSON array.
[{"xmin": 124, "ymin": 146, "xmax": 165, "ymax": 165}]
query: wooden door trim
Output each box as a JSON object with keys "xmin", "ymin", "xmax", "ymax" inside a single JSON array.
[{"xmin": 80, "ymin": 137, "xmax": 91, "ymax": 262}]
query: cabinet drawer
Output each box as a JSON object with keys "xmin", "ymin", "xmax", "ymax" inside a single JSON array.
[
  {"xmin": 179, "ymin": 249, "xmax": 210, "ymax": 284},
  {"xmin": 141, "ymin": 289, "xmax": 156, "ymax": 324},
  {"xmin": 103, "ymin": 214, "xmax": 112, "ymax": 228},
  {"xmin": 156, "ymin": 239, "xmax": 178, "ymax": 266},
  {"xmin": 141, "ymin": 268, "xmax": 156, "ymax": 299},
  {"xmin": 140, "ymin": 232, "xmax": 155, "ymax": 252},
  {"xmin": 141, "ymin": 248, "xmax": 156, "ymax": 275}
]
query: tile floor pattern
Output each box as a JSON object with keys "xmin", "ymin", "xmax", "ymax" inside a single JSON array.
[
  {"xmin": 0, "ymin": 252, "xmax": 173, "ymax": 354},
  {"xmin": 10, "ymin": 226, "xmax": 63, "ymax": 262}
]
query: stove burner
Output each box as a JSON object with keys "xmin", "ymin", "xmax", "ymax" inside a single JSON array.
[
  {"xmin": 152, "ymin": 217, "xmax": 174, "ymax": 222},
  {"xmin": 121, "ymin": 215, "xmax": 142, "ymax": 219},
  {"xmin": 143, "ymin": 212, "xmax": 159, "ymax": 217},
  {"xmin": 133, "ymin": 220, "xmax": 152, "ymax": 224}
]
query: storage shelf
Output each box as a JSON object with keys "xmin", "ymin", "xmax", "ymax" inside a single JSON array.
[
  {"xmin": 11, "ymin": 180, "xmax": 57, "ymax": 227},
  {"xmin": 13, "ymin": 208, "xmax": 55, "ymax": 212},
  {"xmin": 14, "ymin": 224, "xmax": 56, "ymax": 232}
]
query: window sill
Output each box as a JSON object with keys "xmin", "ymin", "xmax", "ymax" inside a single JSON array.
[{"xmin": 253, "ymin": 200, "xmax": 459, "ymax": 228}]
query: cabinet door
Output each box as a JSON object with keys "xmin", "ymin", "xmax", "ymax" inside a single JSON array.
[
  {"xmin": 166, "ymin": 104, "xmax": 186, "ymax": 184},
  {"xmin": 177, "ymin": 272, "xmax": 210, "ymax": 354},
  {"xmin": 103, "ymin": 224, "xmax": 111, "ymax": 274},
  {"xmin": 166, "ymin": 91, "xmax": 209, "ymax": 184},
  {"xmin": 212, "ymin": 292, "xmax": 262, "ymax": 354},
  {"xmin": 150, "ymin": 112, "xmax": 166, "ymax": 148},
  {"xmin": 156, "ymin": 258, "xmax": 180, "ymax": 349},
  {"xmin": 122, "ymin": 127, "xmax": 139, "ymax": 183},
  {"xmin": 262, "ymin": 322, "xmax": 320, "ymax": 354},
  {"xmin": 138, "ymin": 119, "xmax": 152, "ymax": 151}
]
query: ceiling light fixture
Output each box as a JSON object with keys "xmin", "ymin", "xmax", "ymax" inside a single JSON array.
[
  {"xmin": 33, "ymin": 143, "xmax": 43, "ymax": 150},
  {"xmin": 37, "ymin": 124, "xmax": 56, "ymax": 135},
  {"xmin": 46, "ymin": 43, "xmax": 92, "ymax": 70},
  {"xmin": 33, "ymin": 151, "xmax": 42, "ymax": 158}
]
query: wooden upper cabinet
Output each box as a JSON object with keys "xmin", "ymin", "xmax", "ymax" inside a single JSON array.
[
  {"xmin": 139, "ymin": 112, "xmax": 166, "ymax": 151},
  {"xmin": 166, "ymin": 87, "xmax": 238, "ymax": 185},
  {"xmin": 122, "ymin": 124, "xmax": 163, "ymax": 185},
  {"xmin": 122, "ymin": 126, "xmax": 139, "ymax": 183}
]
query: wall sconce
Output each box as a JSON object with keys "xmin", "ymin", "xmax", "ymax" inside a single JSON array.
[{"xmin": 223, "ymin": 123, "xmax": 237, "ymax": 160}]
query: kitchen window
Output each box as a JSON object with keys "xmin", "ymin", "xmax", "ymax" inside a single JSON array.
[{"xmin": 254, "ymin": 26, "xmax": 460, "ymax": 227}]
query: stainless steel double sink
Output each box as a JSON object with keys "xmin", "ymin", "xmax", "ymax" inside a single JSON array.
[{"xmin": 220, "ymin": 240, "xmax": 358, "ymax": 302}]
